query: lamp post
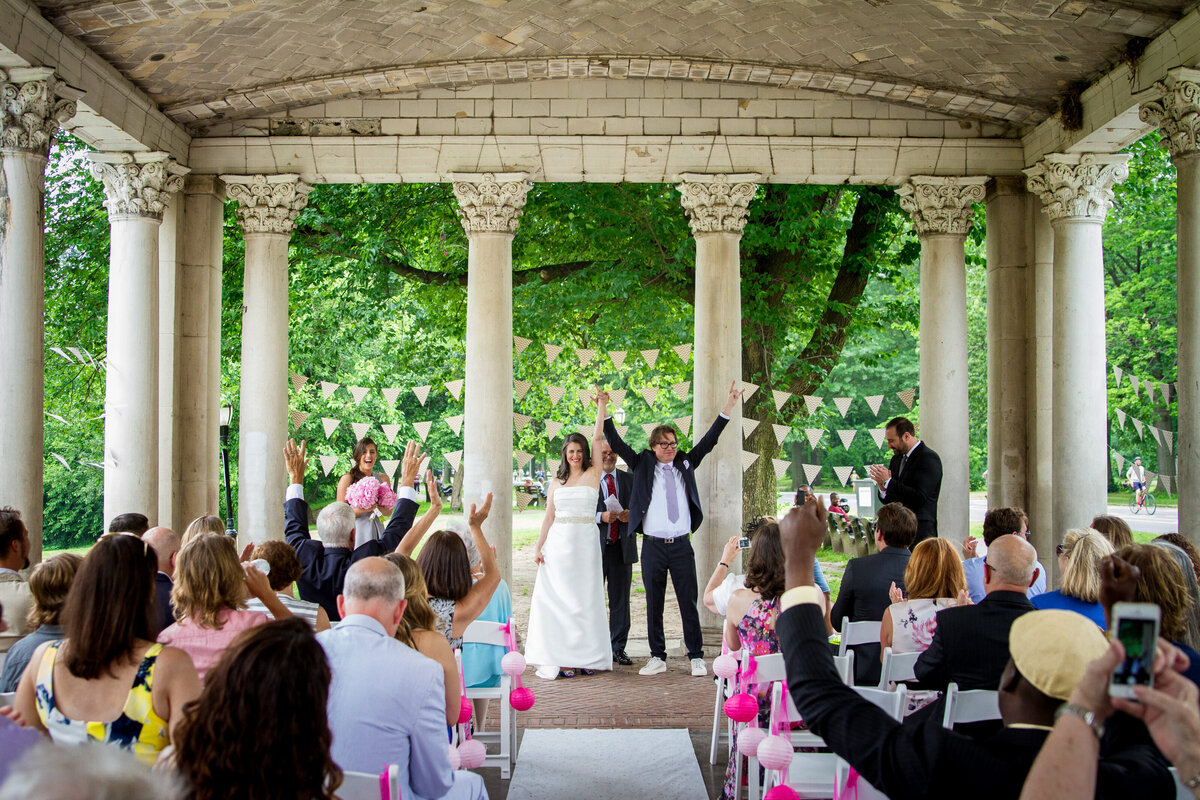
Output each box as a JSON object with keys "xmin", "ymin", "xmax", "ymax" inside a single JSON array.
[
  {"xmin": 614, "ymin": 406, "xmax": 626, "ymax": 425},
  {"xmin": 219, "ymin": 402, "xmax": 236, "ymax": 539}
]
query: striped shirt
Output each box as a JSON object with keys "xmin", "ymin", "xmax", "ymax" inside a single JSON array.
[{"xmin": 246, "ymin": 592, "xmax": 323, "ymax": 629}]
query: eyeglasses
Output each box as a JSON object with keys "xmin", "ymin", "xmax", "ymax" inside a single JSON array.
[{"xmin": 653, "ymin": 441, "xmax": 678, "ymax": 450}]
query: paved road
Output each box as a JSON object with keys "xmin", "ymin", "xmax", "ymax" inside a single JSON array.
[{"xmin": 969, "ymin": 494, "xmax": 1178, "ymax": 535}]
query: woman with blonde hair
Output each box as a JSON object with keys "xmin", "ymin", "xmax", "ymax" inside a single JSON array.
[
  {"xmin": 181, "ymin": 515, "xmax": 224, "ymax": 546},
  {"xmin": 880, "ymin": 538, "xmax": 967, "ymax": 657},
  {"xmin": 1031, "ymin": 528, "xmax": 1114, "ymax": 628}
]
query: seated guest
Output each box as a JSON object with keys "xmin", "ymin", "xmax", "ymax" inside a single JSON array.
[
  {"xmin": 107, "ymin": 512, "xmax": 149, "ymax": 536},
  {"xmin": 1031, "ymin": 529, "xmax": 1113, "ymax": 629},
  {"xmin": 158, "ymin": 534, "xmax": 290, "ymax": 682},
  {"xmin": 416, "ymin": 496, "xmax": 500, "ymax": 649},
  {"xmin": 9, "ymin": 534, "xmax": 201, "ymax": 764},
  {"xmin": 142, "ymin": 526, "xmax": 180, "ymax": 635},
  {"xmin": 774, "ymin": 498, "xmax": 1172, "ymax": 800},
  {"xmin": 0, "ymin": 742, "xmax": 178, "ymax": 800},
  {"xmin": 830, "ymin": 502, "xmax": 916, "ymax": 684},
  {"xmin": 1150, "ymin": 537, "xmax": 1200, "ymax": 651},
  {"xmin": 827, "ymin": 492, "xmax": 848, "ymax": 516},
  {"xmin": 173, "ymin": 619, "xmax": 343, "ymax": 800},
  {"xmin": 0, "ymin": 553, "xmax": 81, "ymax": 692},
  {"xmin": 881, "ymin": 537, "xmax": 966, "ymax": 657},
  {"xmin": 0, "ymin": 507, "xmax": 33, "ymax": 655},
  {"xmin": 317, "ymin": 558, "xmax": 487, "ymax": 800},
  {"xmin": 181, "ymin": 515, "xmax": 223, "ymax": 546},
  {"xmin": 1090, "ymin": 514, "xmax": 1134, "ymax": 550},
  {"xmin": 962, "ymin": 506, "xmax": 1046, "ymax": 602},
  {"xmin": 915, "ymin": 534, "xmax": 1037, "ymax": 691},
  {"xmin": 384, "ymin": 553, "xmax": 461, "ymax": 726},
  {"xmin": 1113, "ymin": 545, "xmax": 1200, "ymax": 687},
  {"xmin": 244, "ymin": 540, "xmax": 331, "ymax": 631},
  {"xmin": 456, "ymin": 528, "xmax": 513, "ymax": 692},
  {"xmin": 1155, "ymin": 534, "xmax": 1200, "ymax": 585}
]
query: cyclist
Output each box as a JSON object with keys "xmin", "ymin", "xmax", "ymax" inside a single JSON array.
[{"xmin": 1126, "ymin": 456, "xmax": 1147, "ymax": 508}]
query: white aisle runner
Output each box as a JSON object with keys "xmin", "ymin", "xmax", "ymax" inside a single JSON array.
[{"xmin": 506, "ymin": 728, "xmax": 708, "ymax": 800}]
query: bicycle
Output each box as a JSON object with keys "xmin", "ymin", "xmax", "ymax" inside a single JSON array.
[{"xmin": 1128, "ymin": 488, "xmax": 1157, "ymax": 516}]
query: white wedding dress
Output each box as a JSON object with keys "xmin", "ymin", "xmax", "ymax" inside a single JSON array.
[{"xmin": 524, "ymin": 485, "xmax": 613, "ymax": 675}]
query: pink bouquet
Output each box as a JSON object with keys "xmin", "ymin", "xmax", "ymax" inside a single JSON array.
[
  {"xmin": 376, "ymin": 482, "xmax": 397, "ymax": 512},
  {"xmin": 345, "ymin": 476, "xmax": 380, "ymax": 510}
]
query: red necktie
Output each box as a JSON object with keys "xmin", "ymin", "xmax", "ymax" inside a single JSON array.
[{"xmin": 605, "ymin": 473, "xmax": 619, "ymax": 542}]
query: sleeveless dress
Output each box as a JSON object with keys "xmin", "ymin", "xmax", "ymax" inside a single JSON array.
[
  {"xmin": 34, "ymin": 641, "xmax": 171, "ymax": 765},
  {"xmin": 355, "ymin": 510, "xmax": 382, "ymax": 545},
  {"xmin": 722, "ymin": 596, "xmax": 780, "ymax": 800},
  {"xmin": 524, "ymin": 485, "xmax": 612, "ymax": 674},
  {"xmin": 887, "ymin": 597, "xmax": 956, "ymax": 713}
]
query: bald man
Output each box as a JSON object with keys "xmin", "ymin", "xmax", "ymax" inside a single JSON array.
[
  {"xmin": 142, "ymin": 527, "xmax": 180, "ymax": 635},
  {"xmin": 914, "ymin": 534, "xmax": 1038, "ymax": 692}
]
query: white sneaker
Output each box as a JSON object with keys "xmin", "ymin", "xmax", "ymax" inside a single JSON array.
[
  {"xmin": 639, "ymin": 657, "xmax": 667, "ymax": 676},
  {"xmin": 691, "ymin": 658, "xmax": 708, "ymax": 677}
]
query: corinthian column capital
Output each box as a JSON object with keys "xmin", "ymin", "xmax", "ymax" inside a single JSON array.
[
  {"xmin": 676, "ymin": 173, "xmax": 761, "ymax": 237},
  {"xmin": 0, "ymin": 67, "xmax": 83, "ymax": 156},
  {"xmin": 88, "ymin": 152, "xmax": 189, "ymax": 221},
  {"xmin": 1139, "ymin": 67, "xmax": 1200, "ymax": 161},
  {"xmin": 450, "ymin": 173, "xmax": 531, "ymax": 234},
  {"xmin": 222, "ymin": 174, "xmax": 312, "ymax": 235},
  {"xmin": 897, "ymin": 176, "xmax": 988, "ymax": 237},
  {"xmin": 1024, "ymin": 153, "xmax": 1131, "ymax": 223}
]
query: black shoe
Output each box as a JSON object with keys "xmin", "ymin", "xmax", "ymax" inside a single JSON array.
[{"xmin": 613, "ymin": 649, "xmax": 633, "ymax": 666}]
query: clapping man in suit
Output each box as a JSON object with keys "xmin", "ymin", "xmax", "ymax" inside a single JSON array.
[
  {"xmin": 867, "ymin": 416, "xmax": 943, "ymax": 543},
  {"xmin": 597, "ymin": 441, "xmax": 636, "ymax": 666},
  {"xmin": 599, "ymin": 381, "xmax": 743, "ymax": 678}
]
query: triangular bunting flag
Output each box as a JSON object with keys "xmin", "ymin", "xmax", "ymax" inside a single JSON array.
[
  {"xmin": 1145, "ymin": 470, "xmax": 1157, "ymax": 486},
  {"xmin": 67, "ymin": 346, "xmax": 85, "ymax": 363},
  {"xmin": 1130, "ymin": 375, "xmax": 1140, "ymax": 397},
  {"xmin": 289, "ymin": 410, "xmax": 310, "ymax": 430},
  {"xmin": 290, "ymin": 372, "xmax": 308, "ymax": 392},
  {"xmin": 897, "ymin": 388, "xmax": 916, "ymax": 410},
  {"xmin": 351, "ymin": 422, "xmax": 370, "ymax": 440},
  {"xmin": 638, "ymin": 386, "xmax": 659, "ymax": 407},
  {"xmin": 444, "ymin": 379, "xmax": 464, "ymax": 400},
  {"xmin": 380, "ymin": 460, "xmax": 399, "ymax": 478},
  {"xmin": 513, "ymin": 335, "xmax": 532, "ymax": 357},
  {"xmin": 50, "ymin": 452, "xmax": 71, "ymax": 470},
  {"xmin": 514, "ymin": 451, "xmax": 533, "ymax": 469},
  {"xmin": 838, "ymin": 429, "xmax": 857, "ymax": 450},
  {"xmin": 547, "ymin": 386, "xmax": 566, "ymax": 406},
  {"xmin": 672, "ymin": 343, "xmax": 692, "ymax": 363},
  {"xmin": 44, "ymin": 412, "xmax": 67, "ymax": 424},
  {"xmin": 1113, "ymin": 452, "xmax": 1126, "ymax": 473},
  {"xmin": 805, "ymin": 428, "xmax": 823, "ymax": 449},
  {"xmin": 576, "ymin": 424, "xmax": 593, "ymax": 437},
  {"xmin": 412, "ymin": 386, "xmax": 431, "ymax": 406},
  {"xmin": 381, "ymin": 387, "xmax": 402, "ymax": 406},
  {"xmin": 834, "ymin": 465, "xmax": 854, "ymax": 486},
  {"xmin": 1164, "ymin": 429, "xmax": 1174, "ymax": 454},
  {"xmin": 1113, "ymin": 365, "xmax": 1124, "ymax": 387},
  {"xmin": 1116, "ymin": 408, "xmax": 1127, "ymax": 429},
  {"xmin": 514, "ymin": 380, "xmax": 532, "ymax": 401},
  {"xmin": 803, "ymin": 395, "xmax": 823, "ymax": 415},
  {"xmin": 322, "ymin": 418, "xmax": 341, "ymax": 439},
  {"xmin": 513, "ymin": 413, "xmax": 532, "ymax": 433},
  {"xmin": 833, "ymin": 397, "xmax": 852, "ymax": 417},
  {"xmin": 445, "ymin": 415, "xmax": 464, "ymax": 436},
  {"xmin": 51, "ymin": 347, "xmax": 74, "ymax": 363},
  {"xmin": 865, "ymin": 395, "xmax": 884, "ymax": 416},
  {"xmin": 544, "ymin": 343, "xmax": 563, "ymax": 364},
  {"xmin": 870, "ymin": 428, "xmax": 887, "ymax": 448},
  {"xmin": 609, "ymin": 389, "xmax": 627, "ymax": 408},
  {"xmin": 347, "ymin": 386, "xmax": 368, "ymax": 405},
  {"xmin": 642, "ymin": 423, "xmax": 659, "ymax": 438},
  {"xmin": 1149, "ymin": 425, "xmax": 1163, "ymax": 446},
  {"xmin": 772, "ymin": 424, "xmax": 791, "ymax": 446},
  {"xmin": 319, "ymin": 381, "xmax": 340, "ymax": 400},
  {"xmin": 741, "ymin": 451, "xmax": 760, "ymax": 471},
  {"xmin": 576, "ymin": 348, "xmax": 596, "ymax": 368},
  {"xmin": 578, "ymin": 388, "xmax": 597, "ymax": 406},
  {"xmin": 381, "ymin": 423, "xmax": 402, "ymax": 444},
  {"xmin": 742, "ymin": 418, "xmax": 760, "ymax": 439},
  {"xmin": 772, "ymin": 458, "xmax": 790, "ymax": 480},
  {"xmin": 608, "ymin": 350, "xmax": 628, "ymax": 369},
  {"xmin": 741, "ymin": 382, "xmax": 759, "ymax": 401},
  {"xmin": 672, "ymin": 381, "xmax": 691, "ymax": 401},
  {"xmin": 1161, "ymin": 382, "xmax": 1172, "ymax": 404},
  {"xmin": 515, "ymin": 491, "xmax": 535, "ymax": 511},
  {"xmin": 773, "ymin": 390, "xmax": 792, "ymax": 412},
  {"xmin": 1133, "ymin": 418, "xmax": 1144, "ymax": 439},
  {"xmin": 802, "ymin": 463, "xmax": 822, "ymax": 484},
  {"xmin": 544, "ymin": 420, "xmax": 564, "ymax": 439},
  {"xmin": 444, "ymin": 450, "xmax": 462, "ymax": 471},
  {"xmin": 674, "ymin": 416, "xmax": 692, "ymax": 436},
  {"xmin": 319, "ymin": 455, "xmax": 339, "ymax": 476},
  {"xmin": 640, "ymin": 349, "xmax": 660, "ymax": 368},
  {"xmin": 616, "ymin": 425, "xmax": 629, "ymax": 438},
  {"xmin": 413, "ymin": 420, "xmax": 433, "ymax": 442},
  {"xmin": 547, "ymin": 458, "xmax": 560, "ymax": 473},
  {"xmin": 1164, "ymin": 475, "xmax": 1173, "ymax": 494}
]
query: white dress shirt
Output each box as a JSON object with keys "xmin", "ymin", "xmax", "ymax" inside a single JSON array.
[{"xmin": 644, "ymin": 461, "xmax": 692, "ymax": 538}]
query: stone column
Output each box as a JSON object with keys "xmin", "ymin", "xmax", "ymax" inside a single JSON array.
[
  {"xmin": 677, "ymin": 173, "xmax": 758, "ymax": 628},
  {"xmin": 898, "ymin": 177, "xmax": 987, "ymax": 546},
  {"xmin": 984, "ymin": 178, "xmax": 1029, "ymax": 511},
  {"xmin": 172, "ymin": 176, "xmax": 225, "ymax": 529},
  {"xmin": 451, "ymin": 173, "xmax": 531, "ymax": 584},
  {"xmin": 224, "ymin": 175, "xmax": 311, "ymax": 546},
  {"xmin": 157, "ymin": 198, "xmax": 180, "ymax": 529},
  {"xmin": 1026, "ymin": 153, "xmax": 1130, "ymax": 542},
  {"xmin": 1141, "ymin": 68, "xmax": 1200, "ymax": 547},
  {"xmin": 0, "ymin": 68, "xmax": 79, "ymax": 561},
  {"xmin": 1026, "ymin": 205, "xmax": 1055, "ymax": 568},
  {"xmin": 89, "ymin": 152, "xmax": 188, "ymax": 527}
]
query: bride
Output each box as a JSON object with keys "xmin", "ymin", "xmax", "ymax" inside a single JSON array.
[{"xmin": 525, "ymin": 392, "xmax": 612, "ymax": 680}]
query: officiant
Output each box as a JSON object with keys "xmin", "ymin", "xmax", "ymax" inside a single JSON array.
[{"xmin": 596, "ymin": 441, "xmax": 635, "ymax": 666}]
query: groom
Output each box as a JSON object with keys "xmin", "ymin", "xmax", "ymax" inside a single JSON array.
[{"xmin": 598, "ymin": 382, "xmax": 742, "ymax": 677}]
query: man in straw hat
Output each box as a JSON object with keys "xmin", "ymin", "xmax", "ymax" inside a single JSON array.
[{"xmin": 773, "ymin": 496, "xmax": 1172, "ymax": 800}]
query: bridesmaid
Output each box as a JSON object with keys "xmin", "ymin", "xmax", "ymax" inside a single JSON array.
[{"xmin": 336, "ymin": 437, "xmax": 393, "ymax": 545}]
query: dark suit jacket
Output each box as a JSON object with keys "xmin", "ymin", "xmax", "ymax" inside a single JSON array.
[
  {"xmin": 913, "ymin": 590, "xmax": 1034, "ymax": 691},
  {"xmin": 597, "ymin": 468, "xmax": 637, "ymax": 564},
  {"xmin": 777, "ymin": 602, "xmax": 1171, "ymax": 800},
  {"xmin": 152, "ymin": 572, "xmax": 175, "ymax": 636},
  {"xmin": 829, "ymin": 547, "xmax": 910, "ymax": 685},
  {"xmin": 284, "ymin": 495, "xmax": 418, "ymax": 621},
  {"xmin": 603, "ymin": 415, "xmax": 728, "ymax": 536},
  {"xmin": 881, "ymin": 441, "xmax": 943, "ymax": 542}
]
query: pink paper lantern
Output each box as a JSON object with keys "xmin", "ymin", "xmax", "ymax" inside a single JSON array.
[
  {"xmin": 458, "ymin": 738, "xmax": 487, "ymax": 769},
  {"xmin": 501, "ymin": 651, "xmax": 527, "ymax": 676},
  {"xmin": 458, "ymin": 697, "xmax": 473, "ymax": 725},
  {"xmin": 764, "ymin": 784, "xmax": 802, "ymax": 800},
  {"xmin": 756, "ymin": 734, "xmax": 794, "ymax": 771},
  {"xmin": 509, "ymin": 686, "xmax": 535, "ymax": 711},
  {"xmin": 712, "ymin": 653, "xmax": 739, "ymax": 679},
  {"xmin": 738, "ymin": 726, "xmax": 767, "ymax": 758},
  {"xmin": 724, "ymin": 692, "xmax": 758, "ymax": 723},
  {"xmin": 447, "ymin": 742, "xmax": 461, "ymax": 771}
]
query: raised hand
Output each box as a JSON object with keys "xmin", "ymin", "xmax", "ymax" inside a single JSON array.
[
  {"xmin": 721, "ymin": 535, "xmax": 740, "ymax": 566},
  {"xmin": 595, "ymin": 384, "xmax": 610, "ymax": 407},
  {"xmin": 469, "ymin": 492, "xmax": 494, "ymax": 528},
  {"xmin": 779, "ymin": 494, "xmax": 827, "ymax": 590},
  {"xmin": 425, "ymin": 469, "xmax": 443, "ymax": 511},
  {"xmin": 284, "ymin": 439, "xmax": 307, "ymax": 485},
  {"xmin": 889, "ymin": 581, "xmax": 904, "ymax": 604},
  {"xmin": 1099, "ymin": 555, "xmax": 1140, "ymax": 615},
  {"xmin": 961, "ymin": 536, "xmax": 979, "ymax": 560},
  {"xmin": 400, "ymin": 440, "xmax": 425, "ymax": 489},
  {"xmin": 242, "ymin": 562, "xmax": 272, "ymax": 600},
  {"xmin": 721, "ymin": 381, "xmax": 744, "ymax": 415}
]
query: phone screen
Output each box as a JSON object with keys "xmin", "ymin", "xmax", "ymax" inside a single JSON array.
[{"xmin": 1112, "ymin": 617, "xmax": 1157, "ymax": 687}]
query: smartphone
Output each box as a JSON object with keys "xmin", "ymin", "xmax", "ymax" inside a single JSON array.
[
  {"xmin": 1109, "ymin": 602, "xmax": 1161, "ymax": 698},
  {"xmin": 737, "ymin": 536, "xmax": 751, "ymax": 550}
]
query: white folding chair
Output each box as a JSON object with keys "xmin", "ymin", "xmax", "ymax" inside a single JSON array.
[
  {"xmin": 877, "ymin": 647, "xmax": 920, "ymax": 690},
  {"xmin": 834, "ymin": 759, "xmax": 892, "ymax": 799},
  {"xmin": 338, "ymin": 765, "xmax": 400, "ymax": 800},
  {"xmin": 709, "ymin": 647, "xmax": 741, "ymax": 765},
  {"xmin": 459, "ymin": 619, "xmax": 516, "ymax": 778},
  {"xmin": 941, "ymin": 682, "xmax": 1001, "ymax": 729}
]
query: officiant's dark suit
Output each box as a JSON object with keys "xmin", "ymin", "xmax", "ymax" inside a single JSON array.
[
  {"xmin": 604, "ymin": 413, "xmax": 729, "ymax": 663},
  {"xmin": 878, "ymin": 418, "xmax": 943, "ymax": 543},
  {"xmin": 596, "ymin": 448, "xmax": 635, "ymax": 658}
]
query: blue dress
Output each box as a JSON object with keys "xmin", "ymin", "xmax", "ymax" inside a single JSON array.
[
  {"xmin": 1030, "ymin": 590, "xmax": 1107, "ymax": 629},
  {"xmin": 462, "ymin": 579, "xmax": 512, "ymax": 688}
]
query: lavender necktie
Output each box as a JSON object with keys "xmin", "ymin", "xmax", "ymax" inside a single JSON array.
[{"xmin": 662, "ymin": 463, "xmax": 680, "ymax": 523}]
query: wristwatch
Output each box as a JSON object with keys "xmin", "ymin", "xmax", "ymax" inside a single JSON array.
[{"xmin": 1055, "ymin": 702, "xmax": 1105, "ymax": 740}]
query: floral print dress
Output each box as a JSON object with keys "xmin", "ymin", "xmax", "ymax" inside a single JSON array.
[{"xmin": 721, "ymin": 595, "xmax": 780, "ymax": 800}]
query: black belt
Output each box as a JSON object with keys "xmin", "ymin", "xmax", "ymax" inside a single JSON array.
[{"xmin": 648, "ymin": 535, "xmax": 690, "ymax": 544}]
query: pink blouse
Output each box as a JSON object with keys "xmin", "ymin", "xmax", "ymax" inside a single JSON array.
[{"xmin": 158, "ymin": 607, "xmax": 267, "ymax": 682}]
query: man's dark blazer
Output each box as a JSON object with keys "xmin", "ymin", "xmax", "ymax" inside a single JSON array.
[
  {"xmin": 284, "ymin": 494, "xmax": 418, "ymax": 621},
  {"xmin": 597, "ymin": 468, "xmax": 636, "ymax": 564},
  {"xmin": 829, "ymin": 547, "xmax": 910, "ymax": 685},
  {"xmin": 152, "ymin": 572, "xmax": 175, "ymax": 636},
  {"xmin": 913, "ymin": 590, "xmax": 1034, "ymax": 691},
  {"xmin": 603, "ymin": 415, "xmax": 728, "ymax": 535},
  {"xmin": 881, "ymin": 442, "xmax": 942, "ymax": 542},
  {"xmin": 777, "ymin": 601, "xmax": 1171, "ymax": 800}
]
